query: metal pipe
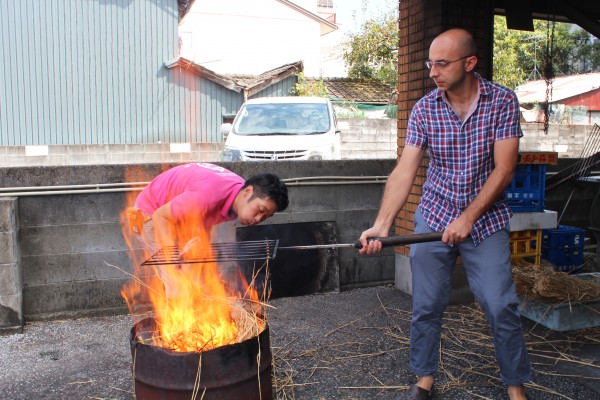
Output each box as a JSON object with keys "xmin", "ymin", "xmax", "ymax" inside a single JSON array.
[
  {"xmin": 0, "ymin": 182, "xmax": 148, "ymax": 192},
  {"xmin": 0, "ymin": 176, "xmax": 388, "ymax": 197}
]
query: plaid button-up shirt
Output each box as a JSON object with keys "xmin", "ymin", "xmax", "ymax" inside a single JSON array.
[{"xmin": 406, "ymin": 74, "xmax": 523, "ymax": 245}]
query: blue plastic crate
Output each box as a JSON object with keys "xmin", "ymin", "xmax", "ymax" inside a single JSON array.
[
  {"xmin": 504, "ymin": 164, "xmax": 546, "ymax": 212},
  {"xmin": 541, "ymin": 225, "xmax": 585, "ymax": 272}
]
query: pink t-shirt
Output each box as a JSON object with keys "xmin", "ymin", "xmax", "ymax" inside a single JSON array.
[{"xmin": 135, "ymin": 163, "xmax": 244, "ymax": 227}]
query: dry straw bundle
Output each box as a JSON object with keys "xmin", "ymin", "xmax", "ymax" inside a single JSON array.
[{"xmin": 513, "ymin": 261, "xmax": 600, "ymax": 302}]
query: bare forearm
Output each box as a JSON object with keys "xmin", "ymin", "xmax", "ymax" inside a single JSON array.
[{"xmin": 152, "ymin": 215, "xmax": 176, "ymax": 247}]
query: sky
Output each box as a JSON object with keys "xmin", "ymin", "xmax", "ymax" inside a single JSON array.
[{"xmin": 334, "ymin": 0, "xmax": 398, "ymax": 35}]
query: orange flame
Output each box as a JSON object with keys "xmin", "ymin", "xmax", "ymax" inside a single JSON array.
[{"xmin": 119, "ymin": 166, "xmax": 265, "ymax": 353}]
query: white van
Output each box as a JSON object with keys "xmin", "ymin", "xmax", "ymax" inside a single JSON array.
[{"xmin": 221, "ymin": 96, "xmax": 346, "ymax": 161}]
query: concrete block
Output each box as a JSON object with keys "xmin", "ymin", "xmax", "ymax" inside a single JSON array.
[
  {"xmin": 395, "ymin": 254, "xmax": 412, "ymax": 295},
  {"xmin": 18, "ymin": 193, "xmax": 126, "ymax": 226},
  {"xmin": 0, "ymin": 198, "xmax": 17, "ymax": 232},
  {"xmin": 106, "ymin": 152, "xmax": 128, "ymax": 164},
  {"xmin": 4, "ymin": 156, "xmax": 27, "ymax": 166},
  {"xmin": 69, "ymin": 152, "xmax": 91, "ymax": 164},
  {"xmin": 509, "ymin": 210, "xmax": 558, "ymax": 231},
  {"xmin": 88, "ymin": 153, "xmax": 108, "ymax": 164},
  {"xmin": 0, "ymin": 293, "xmax": 23, "ymax": 327},
  {"xmin": 22, "ymin": 250, "xmax": 134, "ymax": 285},
  {"xmin": 108, "ymin": 144, "xmax": 127, "ymax": 153},
  {"xmin": 340, "ymin": 255, "xmax": 395, "ymax": 288},
  {"xmin": 0, "ymin": 263, "xmax": 22, "ymax": 295},
  {"xmin": 342, "ymin": 151, "xmax": 365, "ymax": 159},
  {"xmin": 336, "ymin": 209, "xmax": 383, "ymax": 235},
  {"xmin": 261, "ymin": 213, "xmax": 293, "ymax": 225},
  {"xmin": 344, "ymin": 142, "xmax": 366, "ymax": 150},
  {"xmin": 20, "ymin": 222, "xmax": 129, "ymax": 256},
  {"xmin": 49, "ymin": 145, "xmax": 69, "ymax": 155},
  {"xmin": 87, "ymin": 144, "xmax": 107, "ymax": 154},
  {"xmin": 47, "ymin": 155, "xmax": 69, "ymax": 165},
  {"xmin": 288, "ymin": 211, "xmax": 340, "ymax": 224},
  {"xmin": 4, "ymin": 146, "xmax": 25, "ymax": 156},
  {"xmin": 0, "ymin": 233, "xmax": 18, "ymax": 264},
  {"xmin": 127, "ymin": 152, "xmax": 150, "ymax": 163},
  {"xmin": 23, "ymin": 278, "xmax": 129, "ymax": 317},
  {"xmin": 138, "ymin": 143, "xmax": 163, "ymax": 153},
  {"xmin": 27, "ymin": 156, "xmax": 50, "ymax": 166}
]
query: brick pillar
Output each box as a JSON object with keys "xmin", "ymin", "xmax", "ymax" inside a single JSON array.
[
  {"xmin": 0, "ymin": 197, "xmax": 22, "ymax": 331},
  {"xmin": 395, "ymin": 0, "xmax": 493, "ymax": 256}
]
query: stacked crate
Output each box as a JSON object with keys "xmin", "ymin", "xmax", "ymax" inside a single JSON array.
[
  {"xmin": 541, "ymin": 225, "xmax": 586, "ymax": 272},
  {"xmin": 504, "ymin": 164, "xmax": 546, "ymax": 212},
  {"xmin": 509, "ymin": 229, "xmax": 541, "ymax": 265},
  {"xmin": 506, "ymin": 152, "xmax": 558, "ymax": 265}
]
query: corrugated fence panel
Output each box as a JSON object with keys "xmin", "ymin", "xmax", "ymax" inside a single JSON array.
[
  {"xmin": 0, "ymin": 0, "xmax": 191, "ymax": 146},
  {"xmin": 0, "ymin": 0, "xmax": 300, "ymax": 146},
  {"xmin": 250, "ymin": 75, "xmax": 297, "ymax": 98},
  {"xmin": 199, "ymin": 78, "xmax": 243, "ymax": 143},
  {"xmin": 0, "ymin": 0, "xmax": 15, "ymax": 145}
]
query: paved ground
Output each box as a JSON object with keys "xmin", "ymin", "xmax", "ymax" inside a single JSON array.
[{"xmin": 1, "ymin": 286, "xmax": 599, "ymax": 400}]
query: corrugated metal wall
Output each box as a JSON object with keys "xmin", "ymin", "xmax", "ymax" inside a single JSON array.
[
  {"xmin": 0, "ymin": 0, "xmax": 241, "ymax": 146},
  {"xmin": 250, "ymin": 77, "xmax": 297, "ymax": 99}
]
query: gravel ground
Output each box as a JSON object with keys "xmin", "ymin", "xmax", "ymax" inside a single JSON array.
[{"xmin": 0, "ymin": 285, "xmax": 599, "ymax": 400}]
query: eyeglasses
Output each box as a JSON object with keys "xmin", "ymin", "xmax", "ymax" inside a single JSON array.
[{"xmin": 425, "ymin": 56, "xmax": 470, "ymax": 70}]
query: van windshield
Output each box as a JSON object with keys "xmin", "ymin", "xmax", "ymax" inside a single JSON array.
[{"xmin": 233, "ymin": 103, "xmax": 331, "ymax": 135}]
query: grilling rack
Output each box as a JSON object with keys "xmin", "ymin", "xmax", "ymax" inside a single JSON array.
[{"xmin": 141, "ymin": 239, "xmax": 280, "ymax": 265}]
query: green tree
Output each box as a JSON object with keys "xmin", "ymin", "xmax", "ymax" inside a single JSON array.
[
  {"xmin": 292, "ymin": 72, "xmax": 328, "ymax": 97},
  {"xmin": 342, "ymin": 11, "xmax": 398, "ymax": 88},
  {"xmin": 493, "ymin": 16, "xmax": 600, "ymax": 89}
]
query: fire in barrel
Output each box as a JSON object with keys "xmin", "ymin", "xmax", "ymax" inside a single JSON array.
[{"xmin": 119, "ymin": 172, "xmax": 273, "ymax": 400}]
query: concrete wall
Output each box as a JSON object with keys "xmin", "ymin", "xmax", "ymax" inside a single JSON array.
[
  {"xmin": 0, "ymin": 121, "xmax": 594, "ymax": 167},
  {"xmin": 0, "ymin": 160, "xmax": 396, "ymax": 329},
  {"xmin": 0, "ymin": 198, "xmax": 21, "ymax": 329},
  {"xmin": 0, "ymin": 119, "xmax": 398, "ymax": 167},
  {"xmin": 520, "ymin": 123, "xmax": 598, "ymax": 158}
]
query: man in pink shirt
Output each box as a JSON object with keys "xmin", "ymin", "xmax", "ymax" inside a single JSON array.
[{"xmin": 129, "ymin": 162, "xmax": 288, "ymax": 296}]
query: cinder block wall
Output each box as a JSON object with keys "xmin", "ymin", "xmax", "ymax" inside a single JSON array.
[
  {"xmin": 0, "ymin": 119, "xmax": 398, "ymax": 167},
  {"xmin": 0, "ymin": 198, "xmax": 22, "ymax": 331},
  {"xmin": 339, "ymin": 119, "xmax": 397, "ymax": 159},
  {"xmin": 0, "ymin": 160, "xmax": 396, "ymax": 326}
]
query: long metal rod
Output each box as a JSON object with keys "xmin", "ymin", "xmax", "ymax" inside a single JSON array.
[
  {"xmin": 279, "ymin": 232, "xmax": 444, "ymax": 251},
  {"xmin": 278, "ymin": 243, "xmax": 356, "ymax": 250}
]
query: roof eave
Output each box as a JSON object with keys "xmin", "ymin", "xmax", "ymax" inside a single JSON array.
[{"xmin": 164, "ymin": 57, "xmax": 243, "ymax": 92}]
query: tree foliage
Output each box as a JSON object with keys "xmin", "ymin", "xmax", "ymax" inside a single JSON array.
[
  {"xmin": 292, "ymin": 72, "xmax": 329, "ymax": 97},
  {"xmin": 493, "ymin": 16, "xmax": 600, "ymax": 89},
  {"xmin": 340, "ymin": 11, "xmax": 600, "ymax": 93},
  {"xmin": 342, "ymin": 11, "xmax": 398, "ymax": 88}
]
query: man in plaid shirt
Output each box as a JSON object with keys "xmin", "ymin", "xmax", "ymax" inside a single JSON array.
[{"xmin": 359, "ymin": 28, "xmax": 530, "ymax": 400}]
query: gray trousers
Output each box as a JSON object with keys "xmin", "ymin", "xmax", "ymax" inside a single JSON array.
[{"xmin": 409, "ymin": 210, "xmax": 531, "ymax": 385}]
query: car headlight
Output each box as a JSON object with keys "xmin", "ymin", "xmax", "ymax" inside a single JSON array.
[{"xmin": 222, "ymin": 148, "xmax": 242, "ymax": 162}]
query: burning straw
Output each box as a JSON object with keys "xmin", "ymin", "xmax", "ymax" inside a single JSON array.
[{"xmin": 106, "ymin": 259, "xmax": 273, "ymax": 353}]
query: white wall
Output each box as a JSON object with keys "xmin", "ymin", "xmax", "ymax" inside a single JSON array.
[{"xmin": 179, "ymin": 0, "xmax": 324, "ymax": 76}]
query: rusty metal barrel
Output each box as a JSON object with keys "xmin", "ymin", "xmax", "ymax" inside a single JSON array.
[{"xmin": 130, "ymin": 317, "xmax": 273, "ymax": 400}]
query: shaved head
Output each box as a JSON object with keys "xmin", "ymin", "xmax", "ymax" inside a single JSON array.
[{"xmin": 431, "ymin": 28, "xmax": 477, "ymax": 58}]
